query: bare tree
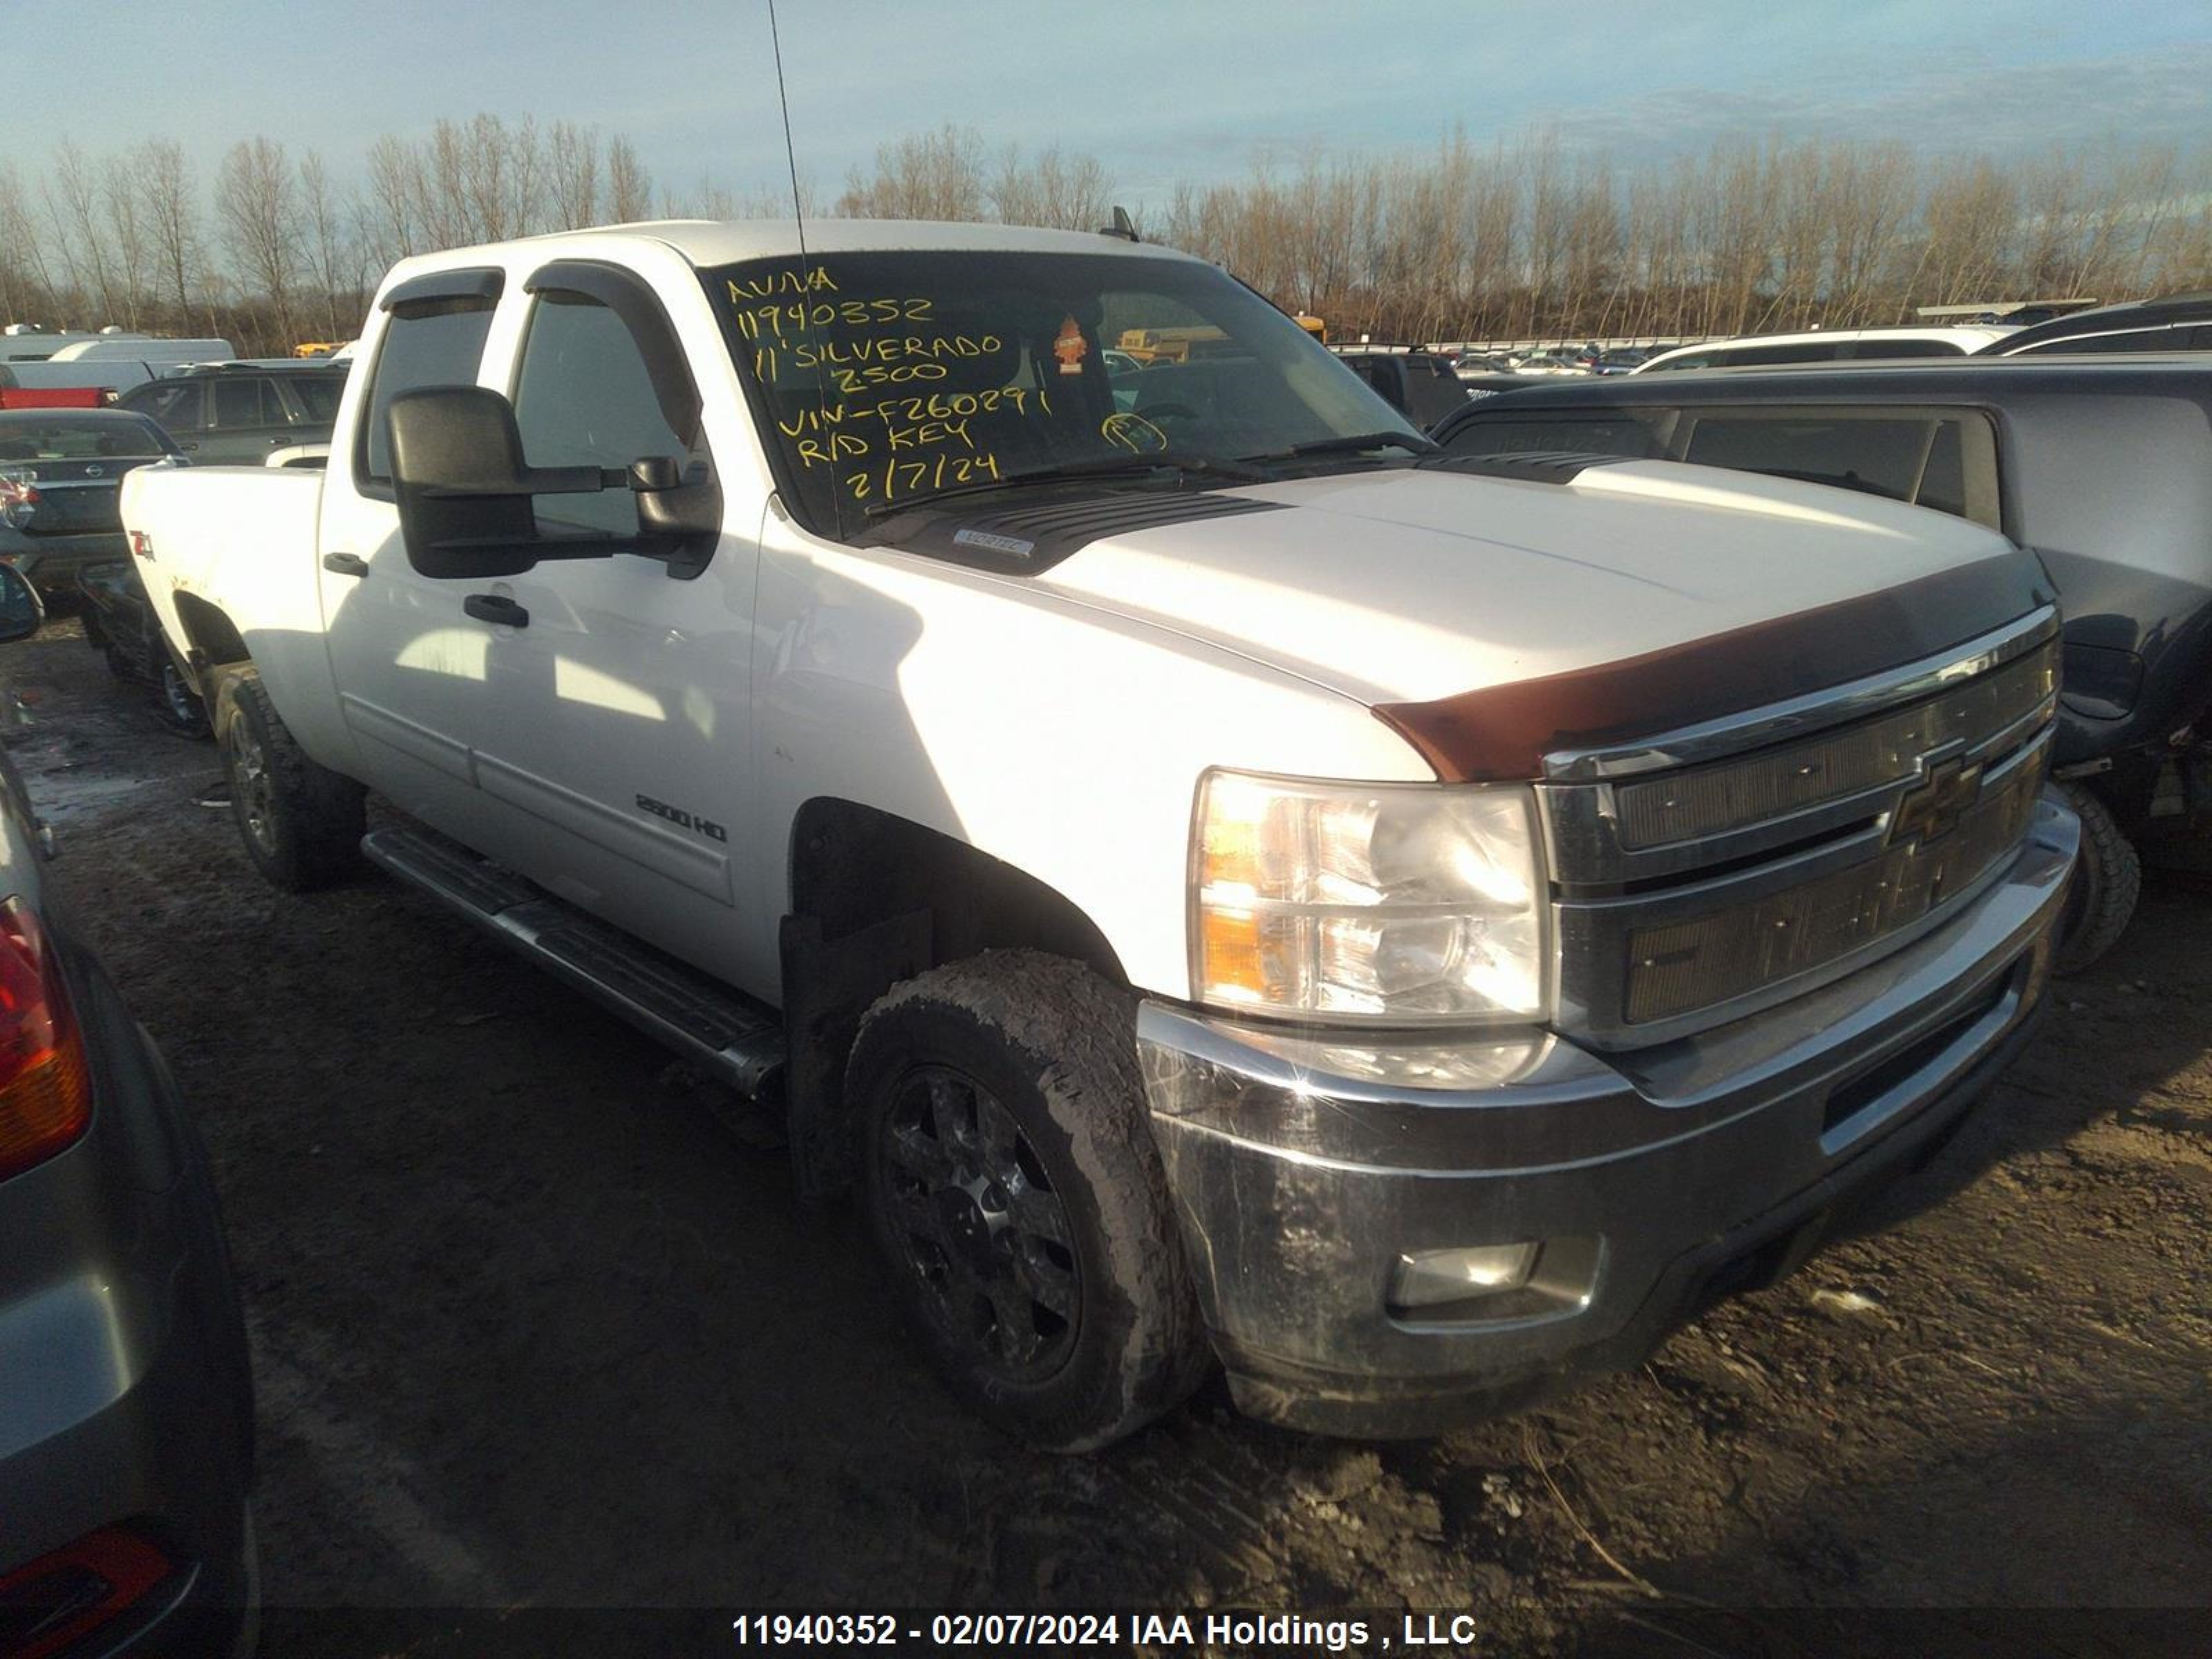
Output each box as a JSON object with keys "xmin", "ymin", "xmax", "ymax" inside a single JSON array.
[
  {"xmin": 43, "ymin": 140, "xmax": 120, "ymax": 326},
  {"xmin": 299, "ymin": 151, "xmax": 359, "ymax": 341},
  {"xmin": 607, "ymin": 135, "xmax": 653, "ymax": 222},
  {"xmin": 547, "ymin": 121, "xmax": 601, "ymax": 229},
  {"xmin": 216, "ymin": 135, "xmax": 300, "ymax": 349},
  {"xmin": 836, "ymin": 124, "xmax": 987, "ymax": 221},
  {"xmin": 132, "ymin": 140, "xmax": 207, "ymax": 332}
]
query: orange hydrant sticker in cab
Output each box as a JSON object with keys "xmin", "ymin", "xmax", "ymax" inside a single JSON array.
[{"xmin": 1053, "ymin": 316, "xmax": 1088, "ymax": 375}]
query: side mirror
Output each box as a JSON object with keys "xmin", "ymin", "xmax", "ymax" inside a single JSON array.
[
  {"xmin": 0, "ymin": 564, "xmax": 44, "ymax": 644},
  {"xmin": 388, "ymin": 387, "xmax": 724, "ymax": 581},
  {"xmin": 388, "ymin": 386, "xmax": 615, "ymax": 579}
]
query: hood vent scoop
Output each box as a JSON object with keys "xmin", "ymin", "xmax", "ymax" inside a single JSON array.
[
  {"xmin": 1423, "ymin": 450, "xmax": 1633, "ymax": 485},
  {"xmin": 883, "ymin": 490, "xmax": 1284, "ymax": 573}
]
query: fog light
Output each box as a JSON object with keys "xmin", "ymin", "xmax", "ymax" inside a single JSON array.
[{"xmin": 1391, "ymin": 1242, "xmax": 1540, "ymax": 1307}]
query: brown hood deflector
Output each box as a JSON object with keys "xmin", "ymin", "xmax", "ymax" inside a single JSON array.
[{"xmin": 1374, "ymin": 547, "xmax": 2057, "ymax": 783}]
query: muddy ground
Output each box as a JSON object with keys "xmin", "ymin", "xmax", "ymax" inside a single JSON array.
[{"xmin": 9, "ymin": 617, "xmax": 2210, "ymax": 1656}]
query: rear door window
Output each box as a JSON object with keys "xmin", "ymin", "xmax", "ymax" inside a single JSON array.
[
  {"xmin": 290, "ymin": 376, "xmax": 345, "ymax": 422},
  {"xmin": 1441, "ymin": 413, "xmax": 1667, "ymax": 458},
  {"xmin": 1404, "ymin": 359, "xmax": 1470, "ymax": 427},
  {"xmin": 1675, "ymin": 408, "xmax": 2000, "ymax": 528},
  {"xmin": 132, "ymin": 379, "xmax": 205, "ymax": 432}
]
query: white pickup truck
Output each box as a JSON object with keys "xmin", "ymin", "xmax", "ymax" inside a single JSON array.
[{"xmin": 120, "ymin": 220, "xmax": 2077, "ymax": 1447}]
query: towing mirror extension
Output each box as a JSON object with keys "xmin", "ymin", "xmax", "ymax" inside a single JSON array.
[{"xmin": 387, "ymin": 385, "xmax": 720, "ymax": 581}]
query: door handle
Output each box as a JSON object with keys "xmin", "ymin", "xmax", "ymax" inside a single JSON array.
[
  {"xmin": 322, "ymin": 552, "xmax": 368, "ymax": 579},
  {"xmin": 464, "ymin": 594, "xmax": 529, "ymax": 628}
]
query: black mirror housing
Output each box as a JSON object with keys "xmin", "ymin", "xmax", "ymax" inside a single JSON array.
[
  {"xmin": 388, "ymin": 387, "xmax": 723, "ymax": 582},
  {"xmin": 388, "ymin": 386, "xmax": 613, "ymax": 579}
]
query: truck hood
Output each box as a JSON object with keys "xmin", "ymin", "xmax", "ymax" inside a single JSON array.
[{"xmin": 1032, "ymin": 461, "xmax": 2034, "ymax": 708}]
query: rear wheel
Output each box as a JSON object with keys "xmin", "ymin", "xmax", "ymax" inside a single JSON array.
[
  {"xmin": 216, "ymin": 672, "xmax": 364, "ymax": 891},
  {"xmin": 2056, "ymin": 780, "xmax": 2140, "ymax": 974},
  {"xmin": 849, "ymin": 950, "xmax": 1208, "ymax": 1452}
]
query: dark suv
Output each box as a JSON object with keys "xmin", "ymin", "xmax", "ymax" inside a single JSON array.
[
  {"xmin": 1990, "ymin": 292, "xmax": 2212, "ymax": 357},
  {"xmin": 119, "ymin": 366, "xmax": 346, "ymax": 465},
  {"xmin": 1331, "ymin": 350, "xmax": 1474, "ymax": 429},
  {"xmin": 1431, "ymin": 356, "xmax": 2212, "ymax": 970}
]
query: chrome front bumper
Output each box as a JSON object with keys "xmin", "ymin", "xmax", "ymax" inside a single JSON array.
[{"xmin": 1138, "ymin": 796, "xmax": 2078, "ymax": 1436}]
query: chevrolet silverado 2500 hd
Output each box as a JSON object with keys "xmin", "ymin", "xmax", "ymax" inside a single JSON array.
[{"xmin": 120, "ymin": 221, "xmax": 2077, "ymax": 1447}]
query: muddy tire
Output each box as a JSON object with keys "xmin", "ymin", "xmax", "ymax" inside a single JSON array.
[
  {"xmin": 849, "ymin": 950, "xmax": 1208, "ymax": 1452},
  {"xmin": 216, "ymin": 671, "xmax": 364, "ymax": 891},
  {"xmin": 2056, "ymin": 780, "xmax": 2140, "ymax": 974}
]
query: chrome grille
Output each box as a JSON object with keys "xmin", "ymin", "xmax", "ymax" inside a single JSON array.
[
  {"xmin": 1615, "ymin": 645, "xmax": 2056, "ymax": 850},
  {"xmin": 1544, "ymin": 608, "xmax": 2060, "ymax": 1049},
  {"xmin": 1623, "ymin": 739, "xmax": 2046, "ymax": 1024}
]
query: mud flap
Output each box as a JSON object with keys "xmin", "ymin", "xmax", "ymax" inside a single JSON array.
[{"xmin": 780, "ymin": 908, "xmax": 932, "ymax": 1201}]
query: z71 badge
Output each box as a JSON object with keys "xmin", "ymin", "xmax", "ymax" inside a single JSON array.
[{"xmin": 637, "ymin": 794, "xmax": 729, "ymax": 843}]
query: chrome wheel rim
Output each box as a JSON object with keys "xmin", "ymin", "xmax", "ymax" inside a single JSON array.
[
  {"xmin": 879, "ymin": 1065, "xmax": 1079, "ymax": 1381},
  {"xmin": 229, "ymin": 718, "xmax": 276, "ymax": 854}
]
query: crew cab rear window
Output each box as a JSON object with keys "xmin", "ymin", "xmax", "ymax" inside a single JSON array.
[{"xmin": 357, "ymin": 295, "xmax": 498, "ymax": 489}]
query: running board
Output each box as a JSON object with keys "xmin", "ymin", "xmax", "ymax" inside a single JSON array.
[{"xmin": 362, "ymin": 826, "xmax": 783, "ymax": 1097}]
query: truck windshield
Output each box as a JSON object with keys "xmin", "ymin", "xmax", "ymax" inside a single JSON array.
[{"xmin": 705, "ymin": 248, "xmax": 1415, "ymax": 534}]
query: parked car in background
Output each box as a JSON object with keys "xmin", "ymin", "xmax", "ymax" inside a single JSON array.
[
  {"xmin": 1635, "ymin": 326, "xmax": 2018, "ymax": 373},
  {"xmin": 78, "ymin": 559, "xmax": 210, "ymax": 737},
  {"xmin": 0, "ymin": 361, "xmax": 163, "ymax": 398},
  {"xmin": 0, "ymin": 409, "xmax": 183, "ymax": 599},
  {"xmin": 1507, "ymin": 349, "xmax": 1590, "ymax": 375},
  {"xmin": 1432, "ymin": 355, "xmax": 2212, "ymax": 968},
  {"xmin": 0, "ymin": 562, "xmax": 256, "ymax": 1653},
  {"xmin": 1985, "ymin": 291, "xmax": 2212, "ymax": 356},
  {"xmin": 118, "ymin": 364, "xmax": 346, "ymax": 465},
  {"xmin": 1591, "ymin": 349, "xmax": 1650, "ymax": 375},
  {"xmin": 1331, "ymin": 348, "xmax": 1472, "ymax": 427}
]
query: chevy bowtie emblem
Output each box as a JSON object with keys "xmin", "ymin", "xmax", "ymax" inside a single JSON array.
[{"xmin": 1891, "ymin": 754, "xmax": 1983, "ymax": 846}]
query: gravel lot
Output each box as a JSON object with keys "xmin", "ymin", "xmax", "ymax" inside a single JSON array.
[{"xmin": 10, "ymin": 616, "xmax": 2210, "ymax": 1656}]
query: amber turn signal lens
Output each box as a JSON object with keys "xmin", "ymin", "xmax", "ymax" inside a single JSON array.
[{"xmin": 0, "ymin": 894, "xmax": 92, "ymax": 1183}]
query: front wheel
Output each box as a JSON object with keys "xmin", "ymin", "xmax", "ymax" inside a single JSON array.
[
  {"xmin": 216, "ymin": 672, "xmax": 365, "ymax": 891},
  {"xmin": 849, "ymin": 950, "xmax": 1209, "ymax": 1452}
]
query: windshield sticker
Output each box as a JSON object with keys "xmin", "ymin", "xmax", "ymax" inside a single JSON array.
[
  {"xmin": 953, "ymin": 527, "xmax": 1035, "ymax": 557},
  {"xmin": 1053, "ymin": 316, "xmax": 1088, "ymax": 376}
]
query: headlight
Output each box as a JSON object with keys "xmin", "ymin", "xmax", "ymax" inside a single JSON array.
[{"xmin": 1191, "ymin": 769, "xmax": 1549, "ymax": 1025}]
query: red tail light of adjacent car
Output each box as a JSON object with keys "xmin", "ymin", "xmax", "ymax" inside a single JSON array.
[{"xmin": 0, "ymin": 896, "xmax": 92, "ymax": 1183}]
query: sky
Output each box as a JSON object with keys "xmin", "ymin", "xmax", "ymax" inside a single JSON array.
[{"xmin": 6, "ymin": 0, "xmax": 2211, "ymax": 209}]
